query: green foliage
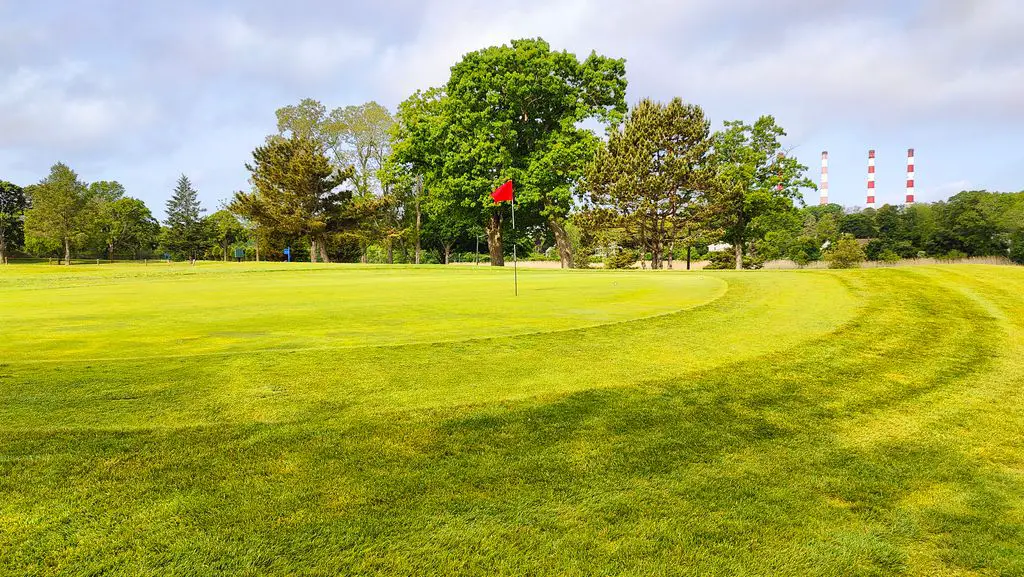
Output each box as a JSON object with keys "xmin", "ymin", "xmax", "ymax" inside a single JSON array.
[
  {"xmin": 274, "ymin": 98, "xmax": 335, "ymax": 152},
  {"xmin": 390, "ymin": 38, "xmax": 627, "ymax": 266},
  {"xmin": 231, "ymin": 135, "xmax": 355, "ymax": 263},
  {"xmin": 585, "ymin": 97, "xmax": 713, "ymax": 270},
  {"xmin": 1010, "ymin": 232, "xmax": 1024, "ymax": 264},
  {"xmin": 704, "ymin": 250, "xmax": 764, "ymax": 269},
  {"xmin": 23, "ymin": 163, "xmax": 93, "ymax": 263},
  {"xmin": 604, "ymin": 248, "xmax": 638, "ymax": 269},
  {"xmin": 97, "ymin": 197, "xmax": 160, "ymax": 259},
  {"xmin": 88, "ymin": 180, "xmax": 126, "ymax": 203},
  {"xmin": 207, "ymin": 209, "xmax": 247, "ymax": 261},
  {"xmin": 839, "ymin": 211, "xmax": 878, "ymax": 239},
  {"xmin": 332, "ymin": 101, "xmax": 394, "ymax": 196},
  {"xmin": 163, "ymin": 174, "xmax": 210, "ymax": 261},
  {"xmin": 789, "ymin": 248, "xmax": 811, "ymax": 267},
  {"xmin": 0, "ymin": 180, "xmax": 27, "ymax": 262},
  {"xmin": 879, "ymin": 249, "xmax": 901, "ymax": 264},
  {"xmin": 824, "ymin": 234, "xmax": 866, "ymax": 268},
  {"xmin": 929, "ymin": 191, "xmax": 1008, "ymax": 257},
  {"xmin": 710, "ymin": 116, "xmax": 814, "ymax": 269}
]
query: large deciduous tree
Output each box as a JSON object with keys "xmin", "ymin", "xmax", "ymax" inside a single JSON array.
[
  {"xmin": 207, "ymin": 209, "xmax": 247, "ymax": 261},
  {"xmin": 24, "ymin": 163, "xmax": 92, "ymax": 265},
  {"xmin": 275, "ymin": 99, "xmax": 399, "ymax": 262},
  {"xmin": 163, "ymin": 174, "xmax": 210, "ymax": 262},
  {"xmin": 97, "ymin": 197, "xmax": 159, "ymax": 260},
  {"xmin": 332, "ymin": 101, "xmax": 394, "ymax": 197},
  {"xmin": 584, "ymin": 98, "xmax": 714, "ymax": 270},
  {"xmin": 711, "ymin": 116, "xmax": 814, "ymax": 269},
  {"xmin": 334, "ymin": 102, "xmax": 403, "ymax": 262},
  {"xmin": 388, "ymin": 88, "xmax": 457, "ymax": 264},
  {"xmin": 88, "ymin": 181, "xmax": 126, "ymax": 203},
  {"xmin": 274, "ymin": 98, "xmax": 336, "ymax": 152},
  {"xmin": 391, "ymin": 38, "xmax": 627, "ymax": 267},
  {"xmin": 230, "ymin": 135, "xmax": 355, "ymax": 263},
  {"xmin": 0, "ymin": 180, "xmax": 27, "ymax": 264}
]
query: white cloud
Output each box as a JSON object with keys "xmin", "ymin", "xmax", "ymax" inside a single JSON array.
[
  {"xmin": 206, "ymin": 15, "xmax": 377, "ymax": 81},
  {"xmin": 0, "ymin": 61, "xmax": 155, "ymax": 150}
]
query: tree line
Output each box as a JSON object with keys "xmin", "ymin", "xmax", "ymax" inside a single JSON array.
[{"xmin": 1, "ymin": 38, "xmax": 1021, "ymax": 267}]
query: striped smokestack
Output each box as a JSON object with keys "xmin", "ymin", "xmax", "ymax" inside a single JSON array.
[
  {"xmin": 867, "ymin": 149, "xmax": 876, "ymax": 208},
  {"xmin": 906, "ymin": 148, "xmax": 915, "ymax": 204},
  {"xmin": 820, "ymin": 151, "xmax": 829, "ymax": 205}
]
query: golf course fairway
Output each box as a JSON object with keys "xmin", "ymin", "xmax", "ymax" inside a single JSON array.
[{"xmin": 1, "ymin": 263, "xmax": 1022, "ymax": 576}]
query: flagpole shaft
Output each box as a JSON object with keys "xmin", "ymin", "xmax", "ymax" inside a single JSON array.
[{"xmin": 512, "ymin": 194, "xmax": 518, "ymax": 296}]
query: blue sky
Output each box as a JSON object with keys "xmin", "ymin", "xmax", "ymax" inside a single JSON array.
[{"xmin": 2, "ymin": 0, "xmax": 1022, "ymax": 219}]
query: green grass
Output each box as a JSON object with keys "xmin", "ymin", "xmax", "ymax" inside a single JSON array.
[{"xmin": 1, "ymin": 263, "xmax": 1022, "ymax": 575}]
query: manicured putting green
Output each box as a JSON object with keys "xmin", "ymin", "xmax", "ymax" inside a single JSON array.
[
  {"xmin": 0, "ymin": 263, "xmax": 725, "ymax": 362},
  {"xmin": 2, "ymin": 264, "xmax": 1023, "ymax": 576}
]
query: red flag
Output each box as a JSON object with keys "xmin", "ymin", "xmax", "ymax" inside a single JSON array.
[{"xmin": 491, "ymin": 180, "xmax": 513, "ymax": 203}]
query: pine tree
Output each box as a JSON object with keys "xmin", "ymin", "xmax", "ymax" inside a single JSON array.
[
  {"xmin": 231, "ymin": 135, "xmax": 354, "ymax": 263},
  {"xmin": 584, "ymin": 98, "xmax": 715, "ymax": 270},
  {"xmin": 163, "ymin": 174, "xmax": 209, "ymax": 262}
]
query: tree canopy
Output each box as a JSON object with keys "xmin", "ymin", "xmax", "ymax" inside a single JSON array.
[
  {"xmin": 24, "ymin": 163, "xmax": 92, "ymax": 265},
  {"xmin": 231, "ymin": 135, "xmax": 355, "ymax": 263},
  {"xmin": 163, "ymin": 174, "xmax": 209, "ymax": 261},
  {"xmin": 390, "ymin": 38, "xmax": 627, "ymax": 267},
  {"xmin": 710, "ymin": 116, "xmax": 814, "ymax": 269},
  {"xmin": 584, "ymin": 97, "xmax": 714, "ymax": 269},
  {"xmin": 0, "ymin": 180, "xmax": 26, "ymax": 263}
]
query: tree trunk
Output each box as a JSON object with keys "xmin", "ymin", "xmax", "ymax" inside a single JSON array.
[
  {"xmin": 667, "ymin": 241, "xmax": 674, "ymax": 269},
  {"xmin": 386, "ymin": 239, "xmax": 394, "ymax": 264},
  {"xmin": 734, "ymin": 242, "xmax": 743, "ymax": 270},
  {"xmin": 360, "ymin": 244, "xmax": 368, "ymax": 264},
  {"xmin": 0, "ymin": 235, "xmax": 6, "ymax": 264},
  {"xmin": 309, "ymin": 237, "xmax": 329, "ymax": 263},
  {"xmin": 443, "ymin": 242, "xmax": 453, "ymax": 265},
  {"xmin": 686, "ymin": 245, "xmax": 692, "ymax": 270},
  {"xmin": 255, "ymin": 240, "xmax": 260, "ymax": 263},
  {"xmin": 415, "ymin": 198, "xmax": 422, "ymax": 265},
  {"xmin": 108, "ymin": 242, "xmax": 114, "ymax": 262},
  {"xmin": 64, "ymin": 238, "xmax": 71, "ymax": 265},
  {"xmin": 548, "ymin": 216, "xmax": 574, "ymax": 269},
  {"xmin": 486, "ymin": 212, "xmax": 504, "ymax": 266}
]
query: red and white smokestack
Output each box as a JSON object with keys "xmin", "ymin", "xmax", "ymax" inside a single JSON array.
[
  {"xmin": 866, "ymin": 149, "xmax": 876, "ymax": 208},
  {"xmin": 905, "ymin": 148, "xmax": 915, "ymax": 204},
  {"xmin": 820, "ymin": 151, "xmax": 829, "ymax": 205}
]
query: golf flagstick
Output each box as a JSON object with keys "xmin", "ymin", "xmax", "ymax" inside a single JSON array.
[
  {"xmin": 489, "ymin": 180, "xmax": 517, "ymax": 296},
  {"xmin": 512, "ymin": 190, "xmax": 517, "ymax": 296}
]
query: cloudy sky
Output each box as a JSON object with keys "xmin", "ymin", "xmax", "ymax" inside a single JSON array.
[{"xmin": 2, "ymin": 0, "xmax": 1022, "ymax": 218}]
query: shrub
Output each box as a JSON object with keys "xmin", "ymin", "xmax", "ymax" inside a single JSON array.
[
  {"xmin": 789, "ymin": 249, "xmax": 811, "ymax": 267},
  {"xmin": 942, "ymin": 250, "xmax": 968, "ymax": 261},
  {"xmin": 879, "ymin": 250, "xmax": 901, "ymax": 265},
  {"xmin": 1010, "ymin": 233, "xmax": 1024, "ymax": 265},
  {"xmin": 823, "ymin": 235, "xmax": 865, "ymax": 269},
  {"xmin": 704, "ymin": 250, "xmax": 764, "ymax": 270},
  {"xmin": 864, "ymin": 239, "xmax": 886, "ymax": 261},
  {"xmin": 604, "ymin": 249, "xmax": 638, "ymax": 269}
]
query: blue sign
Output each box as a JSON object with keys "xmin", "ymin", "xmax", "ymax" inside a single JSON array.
[{"xmin": 284, "ymin": 247, "xmax": 291, "ymax": 262}]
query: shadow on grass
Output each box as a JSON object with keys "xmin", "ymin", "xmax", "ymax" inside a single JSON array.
[{"xmin": 2, "ymin": 270, "xmax": 1022, "ymax": 576}]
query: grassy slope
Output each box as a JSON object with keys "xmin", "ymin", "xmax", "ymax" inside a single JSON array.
[{"xmin": 0, "ymin": 264, "xmax": 1022, "ymax": 576}]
